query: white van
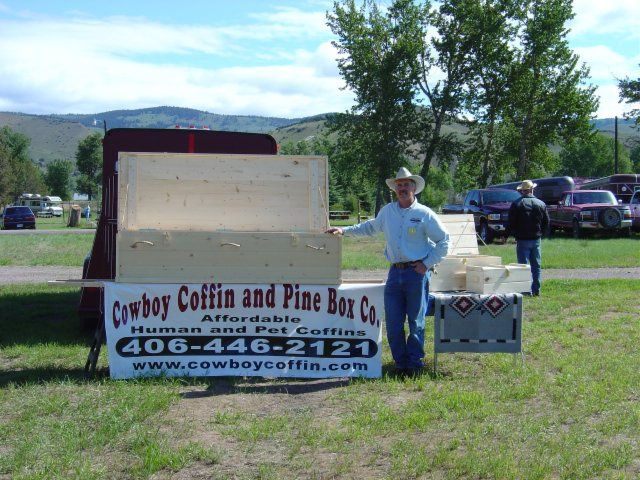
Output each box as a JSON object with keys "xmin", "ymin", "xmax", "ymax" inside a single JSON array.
[{"xmin": 16, "ymin": 193, "xmax": 63, "ymax": 216}]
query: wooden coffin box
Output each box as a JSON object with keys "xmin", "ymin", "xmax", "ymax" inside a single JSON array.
[
  {"xmin": 116, "ymin": 153, "xmax": 341, "ymax": 284},
  {"xmin": 430, "ymin": 254, "xmax": 502, "ymax": 292},
  {"xmin": 439, "ymin": 215, "xmax": 479, "ymax": 256},
  {"xmin": 465, "ymin": 263, "xmax": 531, "ymax": 294}
]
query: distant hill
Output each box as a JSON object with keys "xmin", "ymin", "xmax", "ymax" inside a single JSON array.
[
  {"xmin": 56, "ymin": 106, "xmax": 300, "ymax": 132},
  {"xmin": 271, "ymin": 115, "xmax": 333, "ymax": 145},
  {"xmin": 591, "ymin": 117, "xmax": 638, "ymax": 146},
  {"xmin": 0, "ymin": 112, "xmax": 93, "ymax": 167},
  {"xmin": 0, "ymin": 106, "xmax": 313, "ymax": 165},
  {"xmin": 1, "ymin": 107, "xmax": 637, "ymax": 166}
]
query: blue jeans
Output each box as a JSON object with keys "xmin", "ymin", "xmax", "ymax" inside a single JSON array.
[
  {"xmin": 384, "ymin": 266, "xmax": 429, "ymax": 369},
  {"xmin": 516, "ymin": 239, "xmax": 541, "ymax": 295}
]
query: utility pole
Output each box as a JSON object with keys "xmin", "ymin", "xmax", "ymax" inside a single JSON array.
[{"xmin": 614, "ymin": 116, "xmax": 618, "ymax": 174}]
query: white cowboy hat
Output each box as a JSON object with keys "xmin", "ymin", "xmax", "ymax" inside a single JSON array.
[
  {"xmin": 516, "ymin": 179, "xmax": 537, "ymax": 191},
  {"xmin": 385, "ymin": 167, "xmax": 425, "ymax": 195}
]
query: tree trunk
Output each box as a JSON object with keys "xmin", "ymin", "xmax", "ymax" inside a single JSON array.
[
  {"xmin": 418, "ymin": 111, "xmax": 444, "ymax": 202},
  {"xmin": 480, "ymin": 118, "xmax": 495, "ymax": 188}
]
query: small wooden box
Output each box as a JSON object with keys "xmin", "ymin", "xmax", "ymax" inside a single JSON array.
[
  {"xmin": 465, "ymin": 263, "xmax": 531, "ymax": 294},
  {"xmin": 439, "ymin": 215, "xmax": 479, "ymax": 255},
  {"xmin": 430, "ymin": 254, "xmax": 502, "ymax": 292},
  {"xmin": 115, "ymin": 153, "xmax": 340, "ymax": 284}
]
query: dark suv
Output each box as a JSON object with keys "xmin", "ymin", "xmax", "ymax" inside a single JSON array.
[{"xmin": 1, "ymin": 206, "xmax": 36, "ymax": 230}]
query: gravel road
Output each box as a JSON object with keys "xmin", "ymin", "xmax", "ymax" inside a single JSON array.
[{"xmin": 2, "ymin": 266, "xmax": 639, "ymax": 284}]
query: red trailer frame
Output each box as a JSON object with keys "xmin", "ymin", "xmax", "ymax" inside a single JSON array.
[{"xmin": 79, "ymin": 128, "xmax": 278, "ymax": 324}]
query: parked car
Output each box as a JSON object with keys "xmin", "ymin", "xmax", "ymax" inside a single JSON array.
[
  {"xmin": 1, "ymin": 206, "xmax": 36, "ymax": 230},
  {"xmin": 547, "ymin": 190, "xmax": 632, "ymax": 238},
  {"xmin": 442, "ymin": 188, "xmax": 521, "ymax": 243}
]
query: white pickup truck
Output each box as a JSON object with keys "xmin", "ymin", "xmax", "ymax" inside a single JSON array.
[{"xmin": 628, "ymin": 190, "xmax": 640, "ymax": 232}]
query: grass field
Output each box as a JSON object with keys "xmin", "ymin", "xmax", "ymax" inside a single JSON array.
[
  {"xmin": 0, "ymin": 234, "xmax": 94, "ymax": 266},
  {"xmin": 1, "ymin": 231, "xmax": 638, "ymax": 269},
  {"xmin": 1, "ymin": 279, "xmax": 638, "ymax": 479},
  {"xmin": 342, "ymin": 234, "xmax": 640, "ymax": 270},
  {"xmin": 34, "ymin": 215, "xmax": 96, "ymax": 230}
]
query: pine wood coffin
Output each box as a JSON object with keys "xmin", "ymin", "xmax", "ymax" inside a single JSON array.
[
  {"xmin": 430, "ymin": 254, "xmax": 502, "ymax": 292},
  {"xmin": 465, "ymin": 263, "xmax": 531, "ymax": 294},
  {"xmin": 115, "ymin": 152, "xmax": 341, "ymax": 284}
]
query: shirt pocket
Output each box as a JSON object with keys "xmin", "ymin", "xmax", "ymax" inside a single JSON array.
[{"xmin": 406, "ymin": 219, "xmax": 425, "ymax": 246}]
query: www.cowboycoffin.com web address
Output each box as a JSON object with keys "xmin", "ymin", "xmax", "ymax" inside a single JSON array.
[{"xmin": 132, "ymin": 358, "xmax": 369, "ymax": 373}]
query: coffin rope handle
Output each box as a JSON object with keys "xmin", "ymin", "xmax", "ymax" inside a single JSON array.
[
  {"xmin": 131, "ymin": 240, "xmax": 154, "ymax": 248},
  {"xmin": 220, "ymin": 242, "xmax": 241, "ymax": 247},
  {"xmin": 305, "ymin": 244, "xmax": 325, "ymax": 250}
]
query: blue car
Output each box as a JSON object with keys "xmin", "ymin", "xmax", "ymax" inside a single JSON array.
[{"xmin": 1, "ymin": 206, "xmax": 36, "ymax": 230}]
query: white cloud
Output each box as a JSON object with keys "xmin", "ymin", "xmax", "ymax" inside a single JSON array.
[
  {"xmin": 0, "ymin": 9, "xmax": 351, "ymax": 117},
  {"xmin": 573, "ymin": 45, "xmax": 639, "ymax": 118},
  {"xmin": 570, "ymin": 0, "xmax": 640, "ymax": 38},
  {"xmin": 575, "ymin": 45, "xmax": 639, "ymax": 82}
]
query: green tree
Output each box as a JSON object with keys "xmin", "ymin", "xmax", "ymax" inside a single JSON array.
[
  {"xmin": 327, "ymin": 0, "xmax": 426, "ymax": 212},
  {"xmin": 618, "ymin": 65, "xmax": 640, "ymax": 125},
  {"xmin": 421, "ymin": 165, "xmax": 453, "ymax": 210},
  {"xmin": 45, "ymin": 159, "xmax": 74, "ymax": 199},
  {"xmin": 505, "ymin": 0, "xmax": 598, "ymax": 178},
  {"xmin": 0, "ymin": 126, "xmax": 45, "ymax": 205},
  {"xmin": 559, "ymin": 133, "xmax": 632, "ymax": 177},
  {"xmin": 630, "ymin": 144, "xmax": 640, "ymax": 171},
  {"xmin": 414, "ymin": 0, "xmax": 480, "ymax": 195},
  {"xmin": 279, "ymin": 140, "xmax": 311, "ymax": 155},
  {"xmin": 463, "ymin": 0, "xmax": 518, "ymax": 187},
  {"xmin": 75, "ymin": 132, "xmax": 103, "ymax": 200}
]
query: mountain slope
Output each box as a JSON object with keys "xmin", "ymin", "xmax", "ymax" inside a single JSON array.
[
  {"xmin": 0, "ymin": 112, "xmax": 93, "ymax": 165},
  {"xmin": 56, "ymin": 106, "xmax": 299, "ymax": 132},
  {"xmin": 1, "ymin": 107, "xmax": 637, "ymax": 166}
]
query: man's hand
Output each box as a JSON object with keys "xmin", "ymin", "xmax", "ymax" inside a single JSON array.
[
  {"xmin": 326, "ymin": 227, "xmax": 344, "ymax": 235},
  {"xmin": 412, "ymin": 261, "xmax": 428, "ymax": 275}
]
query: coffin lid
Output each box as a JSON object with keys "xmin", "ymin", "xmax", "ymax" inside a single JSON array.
[{"xmin": 117, "ymin": 152, "xmax": 329, "ymax": 232}]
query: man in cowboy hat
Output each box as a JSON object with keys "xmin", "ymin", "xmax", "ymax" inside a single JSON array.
[
  {"xmin": 508, "ymin": 179, "xmax": 549, "ymax": 296},
  {"xmin": 327, "ymin": 167, "xmax": 450, "ymax": 375}
]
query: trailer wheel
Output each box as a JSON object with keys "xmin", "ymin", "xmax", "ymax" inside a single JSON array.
[{"xmin": 572, "ymin": 219, "xmax": 581, "ymax": 239}]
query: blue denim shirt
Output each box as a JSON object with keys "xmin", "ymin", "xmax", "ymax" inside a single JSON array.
[{"xmin": 343, "ymin": 200, "xmax": 450, "ymax": 269}]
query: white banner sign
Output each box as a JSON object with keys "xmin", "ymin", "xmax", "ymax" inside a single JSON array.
[{"xmin": 104, "ymin": 282, "xmax": 384, "ymax": 379}]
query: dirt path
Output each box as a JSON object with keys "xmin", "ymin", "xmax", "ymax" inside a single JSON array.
[{"xmin": 2, "ymin": 265, "xmax": 639, "ymax": 284}]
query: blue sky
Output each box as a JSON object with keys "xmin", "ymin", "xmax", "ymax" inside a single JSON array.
[{"xmin": 0, "ymin": 0, "xmax": 638, "ymax": 119}]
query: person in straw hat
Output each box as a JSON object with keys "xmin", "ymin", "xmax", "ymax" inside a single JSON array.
[
  {"xmin": 508, "ymin": 179, "xmax": 549, "ymax": 296},
  {"xmin": 327, "ymin": 167, "xmax": 449, "ymax": 376}
]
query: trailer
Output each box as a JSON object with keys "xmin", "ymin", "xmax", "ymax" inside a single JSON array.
[
  {"xmin": 576, "ymin": 174, "xmax": 640, "ymax": 204},
  {"xmin": 489, "ymin": 176, "xmax": 575, "ymax": 205},
  {"xmin": 78, "ymin": 128, "xmax": 278, "ymax": 326}
]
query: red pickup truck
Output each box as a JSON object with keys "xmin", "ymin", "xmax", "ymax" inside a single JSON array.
[{"xmin": 547, "ymin": 190, "xmax": 632, "ymax": 238}]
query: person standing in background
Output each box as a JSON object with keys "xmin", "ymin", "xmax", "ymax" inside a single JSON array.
[{"xmin": 508, "ymin": 179, "xmax": 550, "ymax": 296}]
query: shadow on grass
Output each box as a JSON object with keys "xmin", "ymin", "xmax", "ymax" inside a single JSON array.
[
  {"xmin": 0, "ymin": 288, "xmax": 96, "ymax": 386},
  {"xmin": 0, "ymin": 366, "xmax": 97, "ymax": 387},
  {"xmin": 181, "ymin": 377, "xmax": 353, "ymax": 397},
  {"xmin": 179, "ymin": 362, "xmax": 443, "ymax": 398},
  {"xmin": 0, "ymin": 289, "xmax": 90, "ymax": 347}
]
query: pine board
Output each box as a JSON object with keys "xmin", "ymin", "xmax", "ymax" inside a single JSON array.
[{"xmin": 116, "ymin": 230, "xmax": 341, "ymax": 284}]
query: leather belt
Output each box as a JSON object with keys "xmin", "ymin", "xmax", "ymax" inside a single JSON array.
[{"xmin": 391, "ymin": 261, "xmax": 415, "ymax": 269}]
